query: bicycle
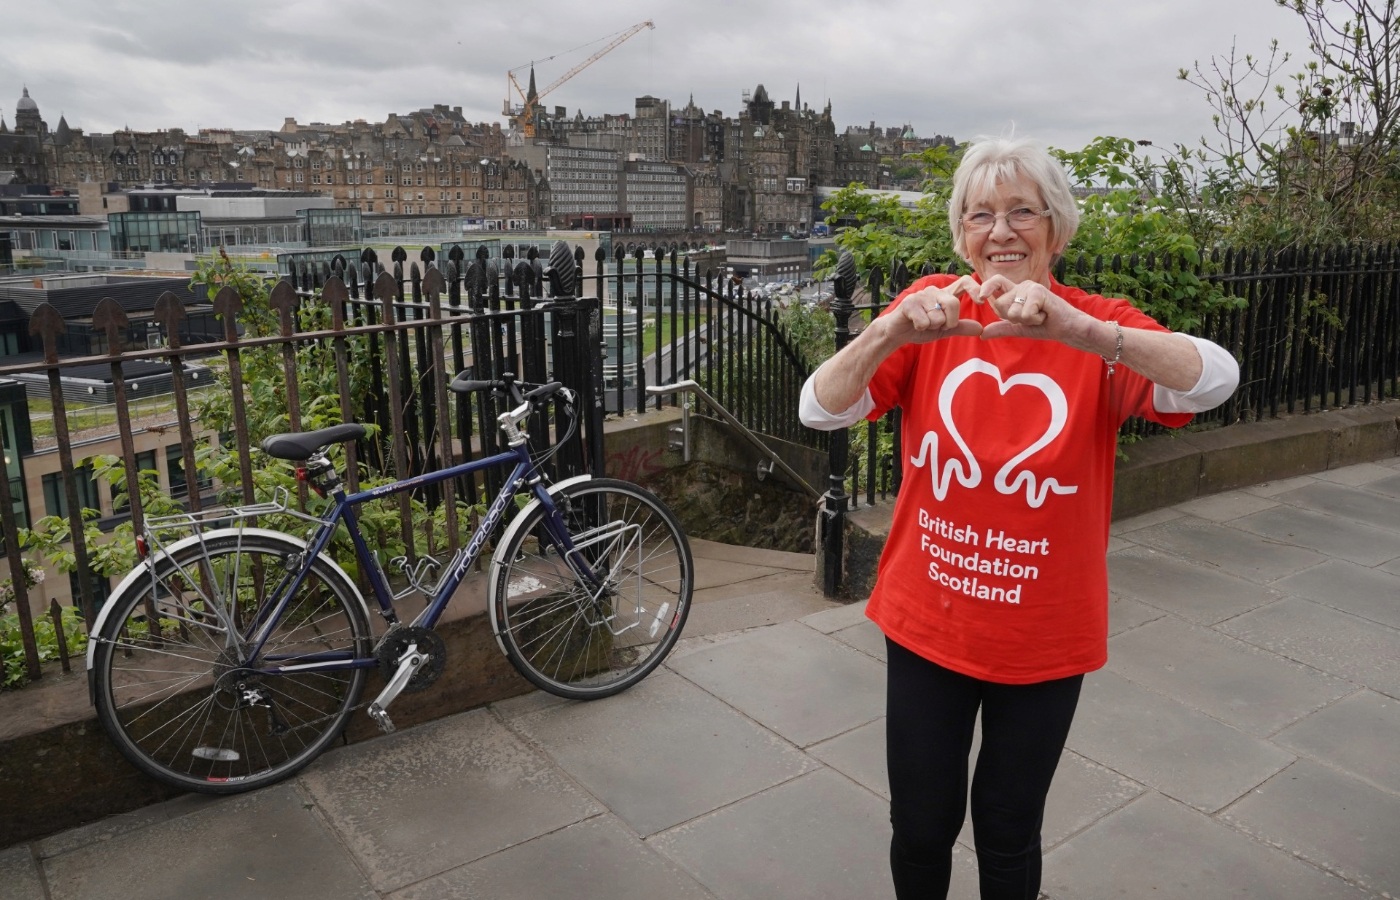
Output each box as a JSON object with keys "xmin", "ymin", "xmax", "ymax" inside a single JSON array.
[{"xmin": 85, "ymin": 374, "xmax": 694, "ymax": 794}]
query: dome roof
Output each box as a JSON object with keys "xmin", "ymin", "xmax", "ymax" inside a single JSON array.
[{"xmin": 16, "ymin": 87, "xmax": 38, "ymax": 112}]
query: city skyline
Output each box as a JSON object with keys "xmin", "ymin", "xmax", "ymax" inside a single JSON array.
[{"xmin": 4, "ymin": 0, "xmax": 1313, "ymax": 153}]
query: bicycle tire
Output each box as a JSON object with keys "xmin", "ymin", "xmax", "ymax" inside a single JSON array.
[
  {"xmin": 91, "ymin": 530, "xmax": 371, "ymax": 794},
  {"xmin": 491, "ymin": 478, "xmax": 693, "ymax": 700}
]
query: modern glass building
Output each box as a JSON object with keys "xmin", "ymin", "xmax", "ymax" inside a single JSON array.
[
  {"xmin": 298, "ymin": 207, "xmax": 361, "ymax": 245},
  {"xmin": 108, "ymin": 211, "xmax": 203, "ymax": 253}
]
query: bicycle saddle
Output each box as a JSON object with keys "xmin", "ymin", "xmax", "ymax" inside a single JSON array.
[{"xmin": 260, "ymin": 424, "xmax": 368, "ymax": 460}]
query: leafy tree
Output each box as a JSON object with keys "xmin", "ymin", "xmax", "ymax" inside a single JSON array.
[
  {"xmin": 815, "ymin": 138, "xmax": 1242, "ymax": 334},
  {"xmin": 185, "ymin": 250, "xmax": 474, "ymax": 571},
  {"xmin": 1176, "ymin": 0, "xmax": 1400, "ymax": 245}
]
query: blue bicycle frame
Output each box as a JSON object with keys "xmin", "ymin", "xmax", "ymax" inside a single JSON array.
[{"xmin": 246, "ymin": 437, "xmax": 590, "ymax": 675}]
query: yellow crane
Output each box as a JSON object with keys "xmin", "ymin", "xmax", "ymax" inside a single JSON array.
[{"xmin": 504, "ymin": 19, "xmax": 655, "ymax": 138}]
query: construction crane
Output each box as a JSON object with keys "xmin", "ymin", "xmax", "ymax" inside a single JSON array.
[{"xmin": 504, "ymin": 19, "xmax": 655, "ymax": 138}]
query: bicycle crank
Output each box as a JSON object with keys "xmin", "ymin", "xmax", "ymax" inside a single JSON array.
[{"xmin": 367, "ymin": 626, "xmax": 447, "ymax": 733}]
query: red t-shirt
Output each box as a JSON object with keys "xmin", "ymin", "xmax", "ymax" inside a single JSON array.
[{"xmin": 865, "ymin": 274, "xmax": 1191, "ymax": 683}]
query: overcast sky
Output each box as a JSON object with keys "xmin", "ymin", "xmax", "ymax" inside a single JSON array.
[{"xmin": 3, "ymin": 0, "xmax": 1315, "ymax": 154}]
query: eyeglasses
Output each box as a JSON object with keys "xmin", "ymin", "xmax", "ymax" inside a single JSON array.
[{"xmin": 960, "ymin": 207, "xmax": 1051, "ymax": 233}]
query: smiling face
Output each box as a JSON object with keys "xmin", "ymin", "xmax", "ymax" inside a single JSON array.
[{"xmin": 962, "ymin": 174, "xmax": 1060, "ymax": 288}]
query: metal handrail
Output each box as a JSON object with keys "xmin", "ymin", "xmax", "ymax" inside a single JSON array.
[{"xmin": 646, "ymin": 379, "xmax": 819, "ymax": 499}]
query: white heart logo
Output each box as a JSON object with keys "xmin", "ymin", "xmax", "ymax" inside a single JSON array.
[{"xmin": 908, "ymin": 358, "xmax": 1079, "ymax": 508}]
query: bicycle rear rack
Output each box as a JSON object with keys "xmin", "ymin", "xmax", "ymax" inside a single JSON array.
[{"xmin": 139, "ymin": 486, "xmax": 324, "ymax": 560}]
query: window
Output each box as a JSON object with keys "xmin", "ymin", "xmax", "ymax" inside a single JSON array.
[
  {"xmin": 42, "ymin": 467, "xmax": 100, "ymax": 518},
  {"xmin": 111, "ymin": 451, "xmax": 157, "ymax": 514},
  {"xmin": 69, "ymin": 569, "xmax": 110, "ymax": 611},
  {"xmin": 166, "ymin": 445, "xmax": 188, "ymax": 496}
]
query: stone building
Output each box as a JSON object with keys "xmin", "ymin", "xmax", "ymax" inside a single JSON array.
[
  {"xmin": 7, "ymin": 82, "xmax": 953, "ymax": 238},
  {"xmin": 0, "ymin": 88, "xmax": 49, "ymax": 184},
  {"xmin": 724, "ymin": 84, "xmax": 836, "ymax": 234},
  {"xmin": 12, "ymin": 87, "xmax": 545, "ymax": 229}
]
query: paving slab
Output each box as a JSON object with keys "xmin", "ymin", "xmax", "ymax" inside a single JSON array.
[
  {"xmin": 0, "ymin": 845, "xmax": 44, "ymax": 900},
  {"xmin": 1121, "ymin": 515, "xmax": 1326, "ymax": 583},
  {"xmin": 34, "ymin": 792, "xmax": 222, "ymax": 859},
  {"xmin": 1108, "ymin": 545, "xmax": 1284, "ymax": 624},
  {"xmin": 1043, "ymin": 793, "xmax": 1372, "ymax": 900},
  {"xmin": 1230, "ymin": 503, "xmax": 1400, "ymax": 566},
  {"xmin": 1172, "ymin": 489, "xmax": 1279, "ymax": 522},
  {"xmin": 684, "ymin": 580, "xmax": 839, "ymax": 637},
  {"xmin": 42, "ymin": 784, "xmax": 378, "ymax": 900},
  {"xmin": 830, "ymin": 617, "xmax": 888, "ymax": 661},
  {"xmin": 1221, "ymin": 758, "xmax": 1400, "ymax": 894},
  {"xmin": 506, "ymin": 670, "xmax": 815, "ymax": 837},
  {"xmin": 1108, "ymin": 507, "xmax": 1184, "ymax": 534},
  {"xmin": 1240, "ymin": 472, "xmax": 1319, "ymax": 497},
  {"xmin": 1106, "ymin": 591, "xmax": 1165, "ymax": 635},
  {"xmin": 1310, "ymin": 462, "xmax": 1396, "ymax": 485},
  {"xmin": 1040, "ymin": 751, "xmax": 1146, "ymax": 850},
  {"xmin": 388, "ymin": 815, "xmax": 713, "ymax": 900},
  {"xmin": 689, "ymin": 538, "xmax": 816, "ymax": 572},
  {"xmin": 1358, "ymin": 470, "xmax": 1400, "ymax": 498},
  {"xmin": 667, "ymin": 620, "xmax": 886, "ymax": 747},
  {"xmin": 692, "ymin": 556, "xmax": 788, "ymax": 591},
  {"xmin": 1219, "ymin": 597, "xmax": 1400, "ymax": 697},
  {"xmin": 1273, "ymin": 690, "xmax": 1400, "ymax": 792},
  {"xmin": 1277, "ymin": 479, "xmax": 1400, "ymax": 533},
  {"xmin": 651, "ymin": 768, "xmax": 895, "ymax": 900},
  {"xmin": 1108, "ymin": 616, "xmax": 1352, "ymax": 736},
  {"xmin": 799, "ymin": 598, "xmax": 870, "ymax": 634},
  {"xmin": 809, "ymin": 718, "xmax": 888, "ymax": 800},
  {"xmin": 297, "ymin": 709, "xmax": 599, "ymax": 894},
  {"xmin": 1066, "ymin": 670, "xmax": 1295, "ymax": 812},
  {"xmin": 1274, "ymin": 558, "xmax": 1400, "ymax": 629}
]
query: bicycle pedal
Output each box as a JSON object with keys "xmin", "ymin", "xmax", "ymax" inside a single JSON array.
[{"xmin": 367, "ymin": 703, "xmax": 396, "ymax": 734}]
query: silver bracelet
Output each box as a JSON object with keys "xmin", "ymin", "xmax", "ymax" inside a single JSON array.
[{"xmin": 1102, "ymin": 321, "xmax": 1123, "ymax": 377}]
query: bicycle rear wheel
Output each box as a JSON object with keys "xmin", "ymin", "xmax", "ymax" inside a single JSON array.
[
  {"xmin": 91, "ymin": 531, "xmax": 370, "ymax": 794},
  {"xmin": 492, "ymin": 478, "xmax": 693, "ymax": 700}
]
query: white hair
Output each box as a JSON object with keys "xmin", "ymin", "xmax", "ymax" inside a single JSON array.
[{"xmin": 947, "ymin": 137, "xmax": 1080, "ymax": 262}]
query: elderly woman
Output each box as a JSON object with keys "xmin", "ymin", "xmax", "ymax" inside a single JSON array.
[{"xmin": 800, "ymin": 137, "xmax": 1238, "ymax": 899}]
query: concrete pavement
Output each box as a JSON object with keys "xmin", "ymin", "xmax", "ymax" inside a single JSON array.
[{"xmin": 5, "ymin": 460, "xmax": 1400, "ymax": 899}]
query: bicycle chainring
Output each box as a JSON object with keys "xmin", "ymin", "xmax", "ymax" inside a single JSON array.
[{"xmin": 375, "ymin": 625, "xmax": 447, "ymax": 693}]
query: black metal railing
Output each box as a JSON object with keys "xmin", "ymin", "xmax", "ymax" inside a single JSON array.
[
  {"xmin": 282, "ymin": 241, "xmax": 826, "ymax": 450},
  {"xmin": 0, "ymin": 238, "xmax": 829, "ymax": 688}
]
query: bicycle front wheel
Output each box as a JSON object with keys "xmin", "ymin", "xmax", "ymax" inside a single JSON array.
[
  {"xmin": 492, "ymin": 478, "xmax": 693, "ymax": 700},
  {"xmin": 91, "ymin": 531, "xmax": 370, "ymax": 794}
]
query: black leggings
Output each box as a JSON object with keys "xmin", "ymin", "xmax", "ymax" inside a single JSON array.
[{"xmin": 885, "ymin": 637, "xmax": 1082, "ymax": 900}]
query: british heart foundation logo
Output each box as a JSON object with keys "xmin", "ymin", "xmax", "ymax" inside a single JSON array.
[{"xmin": 908, "ymin": 358, "xmax": 1080, "ymax": 509}]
